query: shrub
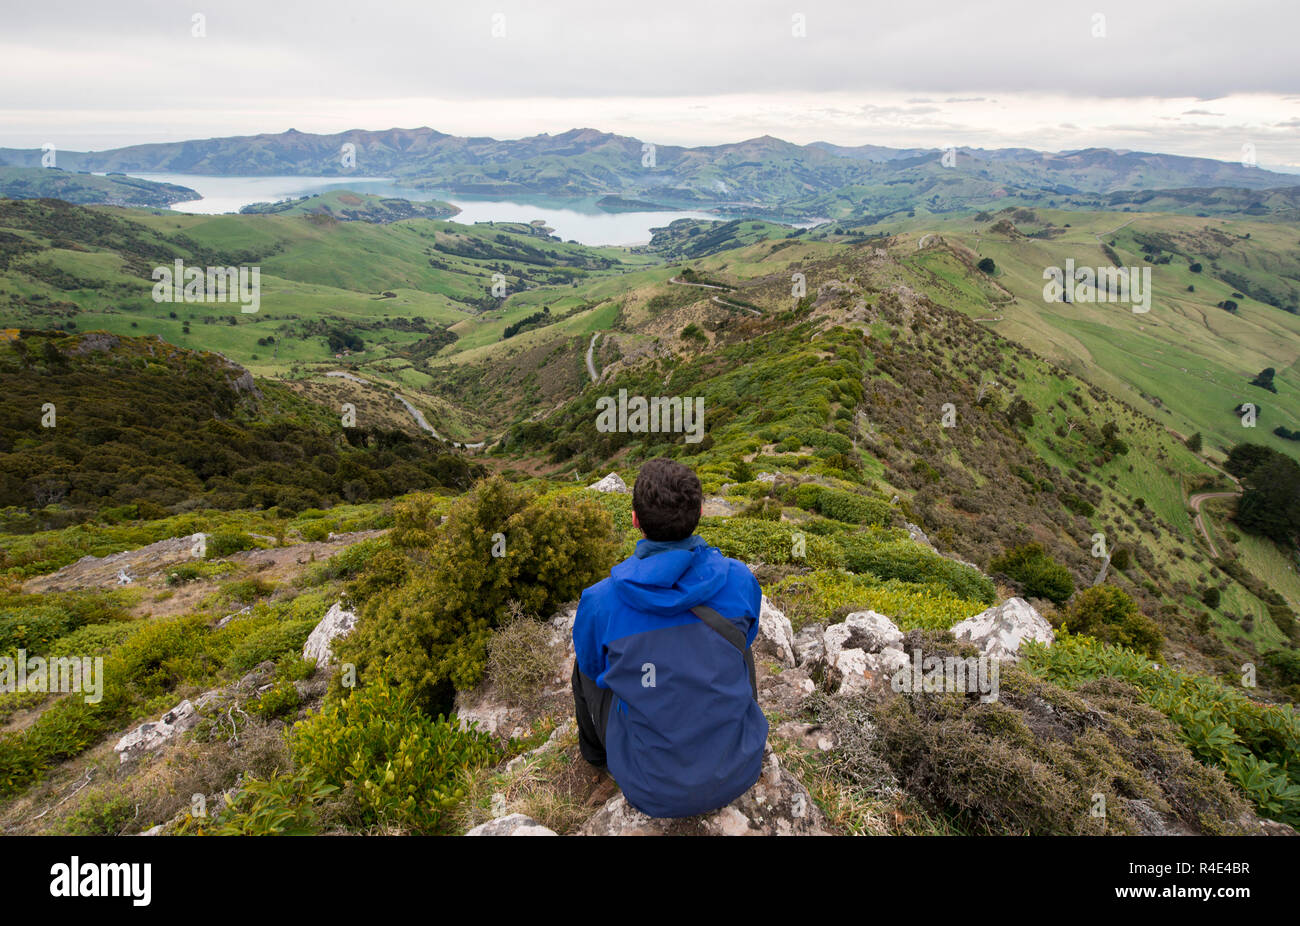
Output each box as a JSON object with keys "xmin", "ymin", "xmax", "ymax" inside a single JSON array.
[
  {"xmin": 289, "ymin": 672, "xmax": 496, "ymax": 833},
  {"xmin": 1025, "ymin": 634, "xmax": 1300, "ymax": 825},
  {"xmin": 770, "ymin": 570, "xmax": 983, "ymax": 631},
  {"xmin": 225, "ymin": 618, "xmax": 318, "ymax": 673},
  {"xmin": 989, "ymin": 543, "xmax": 1075, "ymax": 604},
  {"xmin": 1201, "ymin": 586, "xmax": 1221, "ymax": 609},
  {"xmin": 1058, "ymin": 585, "xmax": 1162, "ymax": 657},
  {"xmin": 697, "ymin": 516, "xmax": 844, "ymax": 569},
  {"xmin": 337, "ymin": 477, "xmax": 616, "ymax": 710},
  {"xmin": 838, "ymin": 536, "xmax": 996, "ymax": 604},
  {"xmin": 204, "ymin": 531, "xmax": 257, "ymax": 559},
  {"xmin": 866, "ymin": 634, "xmax": 1250, "ymax": 834},
  {"xmin": 485, "ymin": 603, "xmax": 560, "ymax": 707}
]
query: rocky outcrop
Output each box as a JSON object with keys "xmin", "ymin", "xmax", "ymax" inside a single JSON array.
[
  {"xmin": 115, "ymin": 699, "xmax": 202, "ymax": 763},
  {"xmin": 755, "ymin": 596, "xmax": 796, "ymax": 665},
  {"xmin": 588, "ymin": 472, "xmax": 629, "ymax": 494},
  {"xmin": 819, "ymin": 610, "xmax": 908, "ymax": 695},
  {"xmin": 465, "ymin": 814, "xmax": 557, "ymax": 836},
  {"xmin": 302, "ymin": 601, "xmax": 358, "ymax": 668},
  {"xmin": 948, "ymin": 597, "xmax": 1054, "ymax": 661},
  {"xmin": 576, "ymin": 748, "xmax": 827, "ymax": 836}
]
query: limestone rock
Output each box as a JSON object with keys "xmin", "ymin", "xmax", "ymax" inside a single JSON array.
[
  {"xmin": 588, "ymin": 472, "xmax": 629, "ymax": 494},
  {"xmin": 465, "ymin": 814, "xmax": 557, "ymax": 836},
  {"xmin": 577, "ymin": 749, "xmax": 827, "ymax": 836},
  {"xmin": 791, "ymin": 624, "xmax": 824, "ymax": 666},
  {"xmin": 949, "ymin": 597, "xmax": 1054, "ymax": 661},
  {"xmin": 302, "ymin": 601, "xmax": 358, "ymax": 668},
  {"xmin": 114, "ymin": 699, "xmax": 200, "ymax": 763},
  {"xmin": 755, "ymin": 596, "xmax": 795, "ymax": 665}
]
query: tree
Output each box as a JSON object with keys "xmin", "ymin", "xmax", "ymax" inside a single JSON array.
[
  {"xmin": 1186, "ymin": 432, "xmax": 1203, "ymax": 453},
  {"xmin": 1189, "ymin": 262, "xmax": 1202, "ymax": 273},
  {"xmin": 1250, "ymin": 367, "xmax": 1277, "ymax": 393},
  {"xmin": 977, "ymin": 257, "xmax": 996, "ymax": 274},
  {"xmin": 1060, "ymin": 585, "xmax": 1162, "ymax": 656}
]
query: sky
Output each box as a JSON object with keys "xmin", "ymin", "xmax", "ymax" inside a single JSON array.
[{"xmin": 3, "ymin": 0, "xmax": 1298, "ymax": 169}]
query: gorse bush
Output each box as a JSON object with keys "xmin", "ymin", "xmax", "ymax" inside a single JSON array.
[
  {"xmin": 1024, "ymin": 633, "xmax": 1300, "ymax": 825},
  {"xmin": 697, "ymin": 516, "xmax": 845, "ymax": 568},
  {"xmin": 865, "ymin": 634, "xmax": 1251, "ymax": 835},
  {"xmin": 770, "ymin": 569, "xmax": 984, "ymax": 631},
  {"xmin": 838, "ymin": 536, "xmax": 996, "ymax": 605},
  {"xmin": 337, "ymin": 476, "xmax": 617, "ymax": 711},
  {"xmin": 289, "ymin": 672, "xmax": 496, "ymax": 833},
  {"xmin": 1059, "ymin": 585, "xmax": 1161, "ymax": 657},
  {"xmin": 989, "ymin": 542, "xmax": 1075, "ymax": 604},
  {"xmin": 792, "ymin": 485, "xmax": 891, "ymax": 526}
]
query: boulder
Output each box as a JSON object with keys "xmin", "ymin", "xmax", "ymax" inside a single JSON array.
[
  {"xmin": 588, "ymin": 472, "xmax": 629, "ymax": 494},
  {"xmin": 114, "ymin": 699, "xmax": 200, "ymax": 763},
  {"xmin": 577, "ymin": 748, "xmax": 827, "ymax": 836},
  {"xmin": 791, "ymin": 624, "xmax": 824, "ymax": 666},
  {"xmin": 754, "ymin": 597, "xmax": 795, "ymax": 665},
  {"xmin": 825, "ymin": 610, "xmax": 903, "ymax": 656},
  {"xmin": 465, "ymin": 814, "xmax": 557, "ymax": 836},
  {"xmin": 302, "ymin": 601, "xmax": 358, "ymax": 668},
  {"xmin": 820, "ymin": 610, "xmax": 907, "ymax": 695},
  {"xmin": 949, "ymin": 597, "xmax": 1054, "ymax": 661}
]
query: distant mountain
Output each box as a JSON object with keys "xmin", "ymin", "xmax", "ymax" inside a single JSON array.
[
  {"xmin": 1, "ymin": 128, "xmax": 1292, "ymax": 220},
  {"xmin": 0, "ymin": 167, "xmax": 198, "ymax": 208}
]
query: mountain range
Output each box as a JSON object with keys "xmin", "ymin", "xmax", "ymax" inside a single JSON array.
[{"xmin": 3, "ymin": 127, "xmax": 1295, "ymax": 220}]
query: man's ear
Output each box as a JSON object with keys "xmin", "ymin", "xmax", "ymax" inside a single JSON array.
[{"xmin": 632, "ymin": 510, "xmax": 641, "ymax": 533}]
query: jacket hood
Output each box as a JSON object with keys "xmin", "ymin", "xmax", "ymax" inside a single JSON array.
[{"xmin": 610, "ymin": 536, "xmax": 729, "ymax": 616}]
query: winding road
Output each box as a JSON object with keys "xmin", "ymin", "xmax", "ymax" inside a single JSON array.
[{"xmin": 1188, "ymin": 490, "xmax": 1242, "ymax": 558}]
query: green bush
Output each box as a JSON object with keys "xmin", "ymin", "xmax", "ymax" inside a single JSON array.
[
  {"xmin": 697, "ymin": 516, "xmax": 845, "ymax": 568},
  {"xmin": 205, "ymin": 531, "xmax": 258, "ymax": 559},
  {"xmin": 792, "ymin": 485, "xmax": 891, "ymax": 526},
  {"xmin": 770, "ymin": 569, "xmax": 984, "ymax": 631},
  {"xmin": 337, "ymin": 476, "xmax": 617, "ymax": 710},
  {"xmin": 225, "ymin": 618, "xmax": 318, "ymax": 673},
  {"xmin": 838, "ymin": 536, "xmax": 996, "ymax": 604},
  {"xmin": 1059, "ymin": 585, "xmax": 1162, "ymax": 657},
  {"xmin": 289, "ymin": 672, "xmax": 496, "ymax": 833},
  {"xmin": 989, "ymin": 542, "xmax": 1075, "ymax": 604}
]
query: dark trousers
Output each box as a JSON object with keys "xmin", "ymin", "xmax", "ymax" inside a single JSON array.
[{"xmin": 572, "ymin": 662, "xmax": 613, "ymax": 768}]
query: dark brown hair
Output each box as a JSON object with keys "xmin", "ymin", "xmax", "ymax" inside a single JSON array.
[{"xmin": 633, "ymin": 458, "xmax": 703, "ymax": 541}]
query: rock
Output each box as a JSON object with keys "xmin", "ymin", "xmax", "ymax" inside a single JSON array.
[
  {"xmin": 757, "ymin": 664, "xmax": 816, "ymax": 716},
  {"xmin": 577, "ymin": 748, "xmax": 827, "ymax": 836},
  {"xmin": 701, "ymin": 495, "xmax": 738, "ymax": 517},
  {"xmin": 825, "ymin": 610, "xmax": 903, "ymax": 656},
  {"xmin": 755, "ymin": 472, "xmax": 777, "ymax": 483},
  {"xmin": 215, "ymin": 605, "xmax": 253, "ymax": 630},
  {"xmin": 791, "ymin": 625, "xmax": 824, "ymax": 666},
  {"xmin": 114, "ymin": 699, "xmax": 200, "ymax": 763},
  {"xmin": 949, "ymin": 597, "xmax": 1054, "ymax": 661},
  {"xmin": 754, "ymin": 597, "xmax": 795, "ymax": 665},
  {"xmin": 302, "ymin": 601, "xmax": 358, "ymax": 668},
  {"xmin": 905, "ymin": 522, "xmax": 935, "ymax": 551},
  {"xmin": 465, "ymin": 814, "xmax": 557, "ymax": 836},
  {"xmin": 588, "ymin": 472, "xmax": 629, "ymax": 494},
  {"xmin": 819, "ymin": 611, "xmax": 906, "ymax": 695}
]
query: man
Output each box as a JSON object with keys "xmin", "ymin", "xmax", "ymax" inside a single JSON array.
[{"xmin": 572, "ymin": 458, "xmax": 768, "ymax": 818}]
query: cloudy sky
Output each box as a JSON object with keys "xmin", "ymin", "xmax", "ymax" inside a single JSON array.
[{"xmin": 4, "ymin": 0, "xmax": 1298, "ymax": 168}]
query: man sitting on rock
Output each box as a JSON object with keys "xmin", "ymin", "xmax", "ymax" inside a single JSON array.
[{"xmin": 572, "ymin": 458, "xmax": 768, "ymax": 817}]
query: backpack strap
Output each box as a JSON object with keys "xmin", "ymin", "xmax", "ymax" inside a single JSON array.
[{"xmin": 690, "ymin": 605, "xmax": 758, "ymax": 700}]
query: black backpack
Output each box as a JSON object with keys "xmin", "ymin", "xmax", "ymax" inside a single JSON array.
[{"xmin": 690, "ymin": 604, "xmax": 758, "ymax": 700}]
